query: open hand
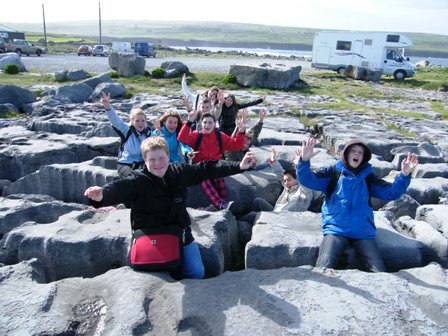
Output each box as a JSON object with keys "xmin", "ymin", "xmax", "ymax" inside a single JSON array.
[
  {"xmin": 300, "ymin": 138, "xmax": 319, "ymax": 162},
  {"xmin": 188, "ymin": 109, "xmax": 199, "ymax": 122},
  {"xmin": 401, "ymin": 153, "xmax": 419, "ymax": 176},
  {"xmin": 240, "ymin": 151, "xmax": 257, "ymax": 170}
]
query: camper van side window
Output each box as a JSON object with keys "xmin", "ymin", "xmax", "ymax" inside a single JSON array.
[
  {"xmin": 336, "ymin": 41, "xmax": 351, "ymax": 51},
  {"xmin": 386, "ymin": 35, "xmax": 400, "ymax": 43},
  {"xmin": 364, "ymin": 39, "xmax": 373, "ymax": 46}
]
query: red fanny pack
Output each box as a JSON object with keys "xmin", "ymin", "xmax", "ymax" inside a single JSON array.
[{"xmin": 129, "ymin": 225, "xmax": 183, "ymax": 271}]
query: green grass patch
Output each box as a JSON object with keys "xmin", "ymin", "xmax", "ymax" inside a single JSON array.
[
  {"xmin": 0, "ymin": 72, "xmax": 56, "ymax": 86},
  {"xmin": 429, "ymin": 101, "xmax": 448, "ymax": 120}
]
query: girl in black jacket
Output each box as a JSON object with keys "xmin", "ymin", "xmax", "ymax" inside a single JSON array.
[
  {"xmin": 217, "ymin": 93, "xmax": 265, "ymax": 136},
  {"xmin": 84, "ymin": 136, "xmax": 256, "ymax": 279}
]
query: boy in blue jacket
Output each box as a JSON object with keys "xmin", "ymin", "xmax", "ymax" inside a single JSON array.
[{"xmin": 297, "ymin": 137, "xmax": 419, "ymax": 272}]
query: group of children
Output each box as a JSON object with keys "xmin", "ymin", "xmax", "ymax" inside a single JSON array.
[
  {"xmin": 84, "ymin": 76, "xmax": 419, "ymax": 279},
  {"xmin": 101, "ymin": 76, "xmax": 267, "ymax": 211}
]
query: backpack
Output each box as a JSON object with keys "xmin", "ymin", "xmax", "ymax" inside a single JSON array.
[
  {"xmin": 193, "ymin": 129, "xmax": 223, "ymax": 152},
  {"xmin": 325, "ymin": 166, "xmax": 374, "ymax": 204},
  {"xmin": 112, "ymin": 125, "xmax": 152, "ymax": 154}
]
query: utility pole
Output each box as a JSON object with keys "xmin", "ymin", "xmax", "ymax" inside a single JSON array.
[
  {"xmin": 42, "ymin": 3, "xmax": 47, "ymax": 49},
  {"xmin": 98, "ymin": 1, "xmax": 102, "ymax": 44}
]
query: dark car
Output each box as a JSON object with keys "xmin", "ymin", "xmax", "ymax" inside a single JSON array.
[{"xmin": 77, "ymin": 45, "xmax": 92, "ymax": 56}]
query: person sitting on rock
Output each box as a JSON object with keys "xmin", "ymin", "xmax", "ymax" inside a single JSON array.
[
  {"xmin": 181, "ymin": 73, "xmax": 221, "ymax": 116},
  {"xmin": 182, "ymin": 96, "xmax": 214, "ymax": 132},
  {"xmin": 240, "ymin": 147, "xmax": 315, "ymax": 225},
  {"xmin": 101, "ymin": 91, "xmax": 152, "ymax": 178},
  {"xmin": 177, "ymin": 109, "xmax": 247, "ymax": 211},
  {"xmin": 225, "ymin": 108, "xmax": 266, "ymax": 162},
  {"xmin": 297, "ymin": 137, "xmax": 419, "ymax": 272},
  {"xmin": 151, "ymin": 110, "xmax": 193, "ymax": 163},
  {"xmin": 216, "ymin": 92, "xmax": 265, "ymax": 136},
  {"xmin": 84, "ymin": 136, "xmax": 257, "ymax": 279}
]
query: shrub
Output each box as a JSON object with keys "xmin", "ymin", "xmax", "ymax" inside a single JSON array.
[
  {"xmin": 109, "ymin": 71, "xmax": 119, "ymax": 78},
  {"xmin": 222, "ymin": 74, "xmax": 237, "ymax": 84},
  {"xmin": 151, "ymin": 67, "xmax": 166, "ymax": 79},
  {"xmin": 4, "ymin": 64, "xmax": 19, "ymax": 75},
  {"xmin": 144, "ymin": 70, "xmax": 151, "ymax": 77}
]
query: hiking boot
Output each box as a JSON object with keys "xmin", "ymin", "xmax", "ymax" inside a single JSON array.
[
  {"xmin": 198, "ymin": 204, "xmax": 219, "ymax": 212},
  {"xmin": 220, "ymin": 201, "xmax": 234, "ymax": 211}
]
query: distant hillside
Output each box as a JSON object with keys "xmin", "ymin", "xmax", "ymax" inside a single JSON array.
[{"xmin": 3, "ymin": 20, "xmax": 448, "ymax": 57}]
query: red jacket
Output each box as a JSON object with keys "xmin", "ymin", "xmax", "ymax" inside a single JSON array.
[{"xmin": 178, "ymin": 122, "xmax": 245, "ymax": 163}]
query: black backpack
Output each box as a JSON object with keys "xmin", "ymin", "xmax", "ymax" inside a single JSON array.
[
  {"xmin": 112, "ymin": 125, "xmax": 152, "ymax": 154},
  {"xmin": 193, "ymin": 129, "xmax": 223, "ymax": 152},
  {"xmin": 325, "ymin": 166, "xmax": 374, "ymax": 204}
]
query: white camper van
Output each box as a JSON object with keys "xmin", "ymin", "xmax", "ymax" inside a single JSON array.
[
  {"xmin": 311, "ymin": 31, "xmax": 415, "ymax": 80},
  {"xmin": 111, "ymin": 41, "xmax": 132, "ymax": 53}
]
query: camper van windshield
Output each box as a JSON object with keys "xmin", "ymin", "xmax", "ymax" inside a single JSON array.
[{"xmin": 386, "ymin": 49, "xmax": 404, "ymax": 62}]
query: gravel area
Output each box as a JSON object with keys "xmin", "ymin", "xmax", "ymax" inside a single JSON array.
[{"xmin": 20, "ymin": 54, "xmax": 313, "ymax": 74}]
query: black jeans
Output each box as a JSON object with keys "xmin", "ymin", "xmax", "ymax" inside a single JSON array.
[{"xmin": 316, "ymin": 234, "xmax": 386, "ymax": 272}]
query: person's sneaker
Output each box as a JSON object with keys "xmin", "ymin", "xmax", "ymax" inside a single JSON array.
[
  {"xmin": 198, "ymin": 204, "xmax": 219, "ymax": 212},
  {"xmin": 220, "ymin": 201, "xmax": 234, "ymax": 211}
]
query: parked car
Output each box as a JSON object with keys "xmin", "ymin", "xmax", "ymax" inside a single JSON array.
[
  {"xmin": 77, "ymin": 45, "xmax": 92, "ymax": 56},
  {"xmin": 134, "ymin": 42, "xmax": 157, "ymax": 58},
  {"xmin": 0, "ymin": 37, "xmax": 5, "ymax": 53},
  {"xmin": 6, "ymin": 40, "xmax": 46, "ymax": 56},
  {"xmin": 92, "ymin": 45, "xmax": 109, "ymax": 57}
]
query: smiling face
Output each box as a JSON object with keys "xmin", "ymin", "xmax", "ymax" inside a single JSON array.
[
  {"xmin": 164, "ymin": 116, "xmax": 178, "ymax": 133},
  {"xmin": 201, "ymin": 101, "xmax": 211, "ymax": 113},
  {"xmin": 283, "ymin": 173, "xmax": 298, "ymax": 190},
  {"xmin": 201, "ymin": 116, "xmax": 216, "ymax": 134},
  {"xmin": 132, "ymin": 115, "xmax": 147, "ymax": 132},
  {"xmin": 224, "ymin": 96, "xmax": 234, "ymax": 107},
  {"xmin": 347, "ymin": 145, "xmax": 365, "ymax": 169},
  {"xmin": 144, "ymin": 148, "xmax": 170, "ymax": 178}
]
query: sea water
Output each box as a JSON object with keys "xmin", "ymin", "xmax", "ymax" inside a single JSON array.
[{"xmin": 172, "ymin": 46, "xmax": 448, "ymax": 67}]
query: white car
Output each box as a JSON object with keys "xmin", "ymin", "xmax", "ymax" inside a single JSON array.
[{"xmin": 92, "ymin": 45, "xmax": 109, "ymax": 57}]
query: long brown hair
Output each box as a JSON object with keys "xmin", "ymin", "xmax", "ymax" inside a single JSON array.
[{"xmin": 158, "ymin": 111, "xmax": 183, "ymax": 133}]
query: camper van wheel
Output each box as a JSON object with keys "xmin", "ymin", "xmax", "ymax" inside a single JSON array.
[
  {"xmin": 394, "ymin": 70, "xmax": 406, "ymax": 80},
  {"xmin": 337, "ymin": 67, "xmax": 346, "ymax": 75}
]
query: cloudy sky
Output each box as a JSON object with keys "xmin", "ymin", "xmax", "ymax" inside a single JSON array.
[{"xmin": 1, "ymin": 0, "xmax": 447, "ymax": 35}]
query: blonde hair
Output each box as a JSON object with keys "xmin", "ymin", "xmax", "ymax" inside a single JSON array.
[
  {"xmin": 141, "ymin": 136, "xmax": 169, "ymax": 158},
  {"xmin": 130, "ymin": 108, "xmax": 147, "ymax": 121}
]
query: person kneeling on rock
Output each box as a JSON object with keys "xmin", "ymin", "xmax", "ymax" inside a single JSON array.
[
  {"xmin": 101, "ymin": 91, "xmax": 152, "ymax": 178},
  {"xmin": 84, "ymin": 136, "xmax": 256, "ymax": 279},
  {"xmin": 297, "ymin": 137, "xmax": 419, "ymax": 272},
  {"xmin": 240, "ymin": 148, "xmax": 315, "ymax": 225}
]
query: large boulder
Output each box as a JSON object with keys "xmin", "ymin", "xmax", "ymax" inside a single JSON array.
[
  {"xmin": 53, "ymin": 82, "xmax": 93, "ymax": 103},
  {"xmin": 345, "ymin": 65, "xmax": 383, "ymax": 82},
  {"xmin": 1, "ymin": 260, "xmax": 447, "ymax": 335},
  {"xmin": 89, "ymin": 82, "xmax": 126, "ymax": 101},
  {"xmin": 0, "ymin": 84, "xmax": 36, "ymax": 111},
  {"xmin": 0, "ymin": 52, "xmax": 26, "ymax": 72},
  {"xmin": 108, "ymin": 52, "xmax": 145, "ymax": 77},
  {"xmin": 81, "ymin": 72, "xmax": 113, "ymax": 89},
  {"xmin": 229, "ymin": 63, "xmax": 301, "ymax": 89},
  {"xmin": 160, "ymin": 61, "xmax": 189, "ymax": 78}
]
